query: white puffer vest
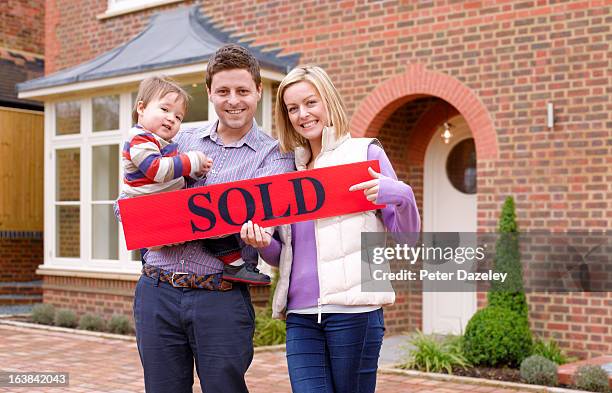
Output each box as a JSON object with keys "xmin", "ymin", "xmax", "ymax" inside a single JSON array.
[{"xmin": 271, "ymin": 128, "xmax": 395, "ymax": 319}]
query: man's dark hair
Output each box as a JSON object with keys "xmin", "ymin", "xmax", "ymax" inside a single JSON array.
[{"xmin": 205, "ymin": 44, "xmax": 261, "ymax": 89}]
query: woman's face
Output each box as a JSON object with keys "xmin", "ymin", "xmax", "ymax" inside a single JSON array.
[{"xmin": 283, "ymin": 81, "xmax": 328, "ymax": 143}]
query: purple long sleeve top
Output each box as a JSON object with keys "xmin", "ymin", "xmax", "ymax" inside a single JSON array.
[{"xmin": 259, "ymin": 144, "xmax": 421, "ymax": 311}]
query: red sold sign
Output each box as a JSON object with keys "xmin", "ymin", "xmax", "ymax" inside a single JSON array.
[{"xmin": 119, "ymin": 160, "xmax": 384, "ymax": 250}]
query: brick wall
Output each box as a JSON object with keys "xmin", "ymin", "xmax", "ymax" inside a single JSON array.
[
  {"xmin": 528, "ymin": 292, "xmax": 612, "ymax": 359},
  {"xmin": 0, "ymin": 232, "xmax": 43, "ymax": 305},
  {"xmin": 0, "ymin": 0, "xmax": 45, "ymax": 55},
  {"xmin": 43, "ymin": 276, "xmax": 136, "ymax": 319},
  {"xmin": 43, "ymin": 276, "xmax": 271, "ymax": 323},
  {"xmin": 43, "ymin": 0, "xmax": 611, "ymax": 356},
  {"xmin": 1, "ymin": 0, "xmax": 45, "ymax": 108},
  {"xmin": 0, "ymin": 232, "xmax": 43, "ymax": 282}
]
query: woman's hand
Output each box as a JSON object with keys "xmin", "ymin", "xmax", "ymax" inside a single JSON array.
[
  {"xmin": 240, "ymin": 220, "xmax": 272, "ymax": 248},
  {"xmin": 349, "ymin": 167, "xmax": 382, "ymax": 202}
]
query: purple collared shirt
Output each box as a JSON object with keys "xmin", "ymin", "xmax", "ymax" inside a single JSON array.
[{"xmin": 117, "ymin": 120, "xmax": 295, "ymax": 275}]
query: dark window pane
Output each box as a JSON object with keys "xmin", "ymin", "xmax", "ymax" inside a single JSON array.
[{"xmin": 446, "ymin": 138, "xmax": 477, "ymax": 195}]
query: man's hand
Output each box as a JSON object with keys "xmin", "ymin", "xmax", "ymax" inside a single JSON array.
[
  {"xmin": 348, "ymin": 167, "xmax": 382, "ymax": 202},
  {"xmin": 240, "ymin": 220, "xmax": 272, "ymax": 248}
]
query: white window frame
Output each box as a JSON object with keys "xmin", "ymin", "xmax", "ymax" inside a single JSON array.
[
  {"xmin": 44, "ymin": 75, "xmax": 275, "ymax": 274},
  {"xmin": 99, "ymin": 0, "xmax": 184, "ymax": 19}
]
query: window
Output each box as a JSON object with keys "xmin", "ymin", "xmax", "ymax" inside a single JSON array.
[
  {"xmin": 92, "ymin": 144, "xmax": 119, "ymax": 260},
  {"xmin": 55, "ymin": 148, "xmax": 80, "ymax": 257},
  {"xmin": 182, "ymin": 83, "xmax": 208, "ymax": 123},
  {"xmin": 446, "ymin": 138, "xmax": 477, "ymax": 195},
  {"xmin": 47, "ymin": 78, "xmax": 274, "ymax": 271},
  {"xmin": 102, "ymin": 0, "xmax": 184, "ymax": 18},
  {"xmin": 49, "ymin": 96, "xmax": 127, "ymax": 268}
]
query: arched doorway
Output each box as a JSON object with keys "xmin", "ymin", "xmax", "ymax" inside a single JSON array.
[
  {"xmin": 422, "ymin": 115, "xmax": 477, "ymax": 334},
  {"xmin": 349, "ymin": 65, "xmax": 498, "ymax": 335}
]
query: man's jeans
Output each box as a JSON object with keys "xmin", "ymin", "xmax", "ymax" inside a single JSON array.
[
  {"xmin": 285, "ymin": 309, "xmax": 385, "ymax": 393},
  {"xmin": 133, "ymin": 274, "xmax": 255, "ymax": 393}
]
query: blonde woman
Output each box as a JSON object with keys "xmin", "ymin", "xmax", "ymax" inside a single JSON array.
[{"xmin": 241, "ymin": 66, "xmax": 420, "ymax": 392}]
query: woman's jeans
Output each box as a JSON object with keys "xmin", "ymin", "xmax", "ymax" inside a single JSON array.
[{"xmin": 285, "ymin": 308, "xmax": 385, "ymax": 393}]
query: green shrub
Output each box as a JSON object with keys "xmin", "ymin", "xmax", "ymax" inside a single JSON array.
[
  {"xmin": 108, "ymin": 314, "xmax": 132, "ymax": 335},
  {"xmin": 574, "ymin": 365, "xmax": 611, "ymax": 393},
  {"xmin": 54, "ymin": 308, "xmax": 77, "ymax": 328},
  {"xmin": 253, "ymin": 307, "xmax": 285, "ymax": 347},
  {"xmin": 400, "ymin": 331, "xmax": 470, "ymax": 374},
  {"xmin": 31, "ymin": 303, "xmax": 56, "ymax": 325},
  {"xmin": 520, "ymin": 355, "xmax": 558, "ymax": 386},
  {"xmin": 78, "ymin": 313, "xmax": 106, "ymax": 332},
  {"xmin": 532, "ymin": 338, "xmax": 569, "ymax": 365},
  {"xmin": 488, "ymin": 197, "xmax": 528, "ymax": 318},
  {"xmin": 463, "ymin": 306, "xmax": 532, "ymax": 367}
]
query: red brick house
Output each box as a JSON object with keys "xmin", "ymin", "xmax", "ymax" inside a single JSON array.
[
  {"xmin": 17, "ymin": 0, "xmax": 610, "ymax": 359},
  {"xmin": 0, "ymin": 0, "xmax": 45, "ymax": 311}
]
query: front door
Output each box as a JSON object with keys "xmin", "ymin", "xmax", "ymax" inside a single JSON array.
[{"xmin": 422, "ymin": 115, "xmax": 477, "ymax": 334}]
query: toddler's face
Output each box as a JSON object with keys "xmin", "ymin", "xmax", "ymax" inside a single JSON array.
[{"xmin": 137, "ymin": 92, "xmax": 185, "ymax": 141}]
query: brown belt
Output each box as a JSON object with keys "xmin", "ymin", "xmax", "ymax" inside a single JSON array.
[{"xmin": 142, "ymin": 264, "xmax": 233, "ymax": 291}]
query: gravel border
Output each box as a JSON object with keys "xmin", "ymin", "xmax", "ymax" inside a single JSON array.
[
  {"xmin": 379, "ymin": 367, "xmax": 588, "ymax": 393},
  {"xmin": 0, "ymin": 318, "xmax": 137, "ymax": 341}
]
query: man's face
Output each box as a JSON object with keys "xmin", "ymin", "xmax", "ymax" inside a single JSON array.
[{"xmin": 208, "ymin": 69, "xmax": 262, "ymax": 138}]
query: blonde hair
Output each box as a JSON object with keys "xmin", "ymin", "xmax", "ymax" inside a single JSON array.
[
  {"xmin": 132, "ymin": 75, "xmax": 190, "ymax": 124},
  {"xmin": 275, "ymin": 65, "xmax": 349, "ymax": 153}
]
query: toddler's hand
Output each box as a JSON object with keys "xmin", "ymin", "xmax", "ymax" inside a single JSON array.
[{"xmin": 194, "ymin": 151, "xmax": 213, "ymax": 177}]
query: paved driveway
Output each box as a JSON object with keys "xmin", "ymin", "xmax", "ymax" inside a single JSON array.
[{"xmin": 0, "ymin": 324, "xmax": 534, "ymax": 392}]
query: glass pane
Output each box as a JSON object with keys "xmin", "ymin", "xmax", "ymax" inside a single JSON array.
[
  {"xmin": 92, "ymin": 145, "xmax": 119, "ymax": 201},
  {"xmin": 131, "ymin": 248, "xmax": 142, "ymax": 262},
  {"xmin": 446, "ymin": 138, "xmax": 477, "ymax": 195},
  {"xmin": 92, "ymin": 204, "xmax": 118, "ymax": 260},
  {"xmin": 182, "ymin": 83, "xmax": 208, "ymax": 123},
  {"xmin": 92, "ymin": 95, "xmax": 120, "ymax": 132},
  {"xmin": 56, "ymin": 206, "xmax": 80, "ymax": 258},
  {"xmin": 255, "ymin": 97, "xmax": 263, "ymax": 126},
  {"xmin": 131, "ymin": 91, "xmax": 138, "ymax": 125},
  {"xmin": 56, "ymin": 148, "xmax": 80, "ymax": 201},
  {"xmin": 55, "ymin": 101, "xmax": 80, "ymax": 136}
]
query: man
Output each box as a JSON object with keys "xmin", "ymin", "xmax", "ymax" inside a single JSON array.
[{"xmin": 127, "ymin": 44, "xmax": 294, "ymax": 393}]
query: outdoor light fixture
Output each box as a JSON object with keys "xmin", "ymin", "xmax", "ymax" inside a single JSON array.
[
  {"xmin": 547, "ymin": 102, "xmax": 554, "ymax": 129},
  {"xmin": 441, "ymin": 102, "xmax": 454, "ymax": 144},
  {"xmin": 441, "ymin": 122, "xmax": 454, "ymax": 144}
]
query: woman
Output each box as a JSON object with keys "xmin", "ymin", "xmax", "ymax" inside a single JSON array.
[{"xmin": 241, "ymin": 65, "xmax": 420, "ymax": 392}]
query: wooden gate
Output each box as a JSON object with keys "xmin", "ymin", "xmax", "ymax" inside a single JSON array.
[{"xmin": 0, "ymin": 106, "xmax": 43, "ymax": 232}]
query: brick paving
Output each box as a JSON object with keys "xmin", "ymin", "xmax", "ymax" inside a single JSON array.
[{"xmin": 0, "ymin": 324, "xmax": 537, "ymax": 392}]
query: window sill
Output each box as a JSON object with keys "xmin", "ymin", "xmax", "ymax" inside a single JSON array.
[
  {"xmin": 36, "ymin": 265, "xmax": 140, "ymax": 281},
  {"xmin": 97, "ymin": 0, "xmax": 184, "ymax": 20}
]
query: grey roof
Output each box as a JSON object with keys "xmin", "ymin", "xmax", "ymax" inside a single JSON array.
[{"xmin": 17, "ymin": 5, "xmax": 299, "ymax": 93}]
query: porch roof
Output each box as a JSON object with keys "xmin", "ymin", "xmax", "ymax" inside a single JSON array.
[{"xmin": 17, "ymin": 5, "xmax": 298, "ymax": 94}]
